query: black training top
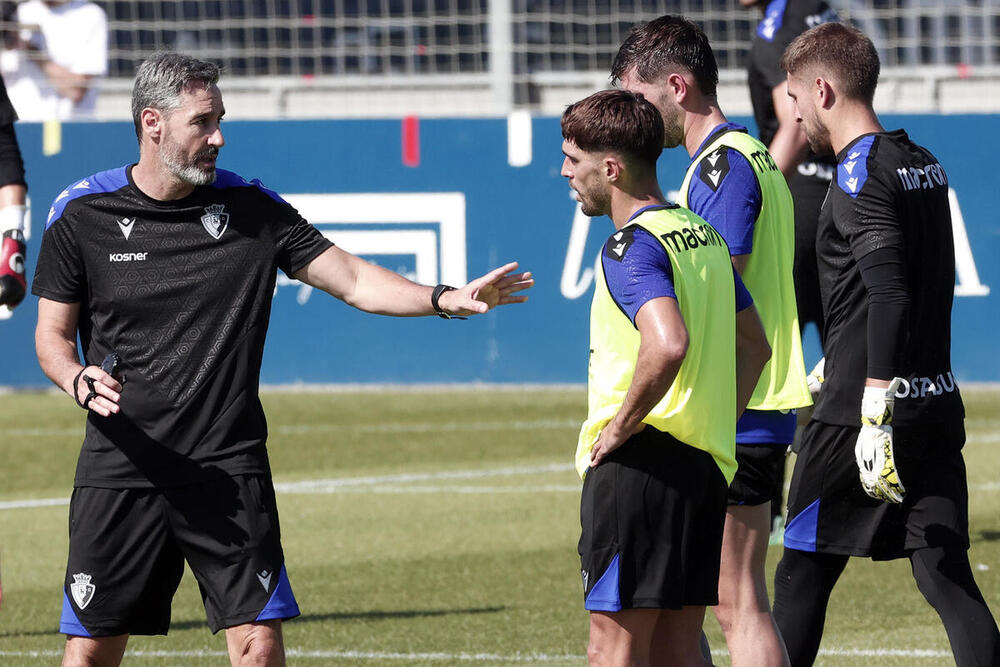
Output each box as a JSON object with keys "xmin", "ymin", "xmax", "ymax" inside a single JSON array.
[
  {"xmin": 813, "ymin": 130, "xmax": 964, "ymax": 427},
  {"xmin": 747, "ymin": 0, "xmax": 838, "ymax": 166},
  {"xmin": 32, "ymin": 165, "xmax": 333, "ymax": 488}
]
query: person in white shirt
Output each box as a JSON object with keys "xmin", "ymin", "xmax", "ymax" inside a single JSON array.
[{"xmin": 1, "ymin": 0, "xmax": 108, "ymax": 121}]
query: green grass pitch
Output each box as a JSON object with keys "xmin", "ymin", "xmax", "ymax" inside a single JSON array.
[{"xmin": 0, "ymin": 386, "xmax": 998, "ymax": 665}]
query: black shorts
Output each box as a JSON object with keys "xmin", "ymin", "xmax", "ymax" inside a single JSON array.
[
  {"xmin": 60, "ymin": 474, "xmax": 300, "ymax": 636},
  {"xmin": 787, "ymin": 166, "xmax": 831, "ymax": 339},
  {"xmin": 783, "ymin": 420, "xmax": 969, "ymax": 560},
  {"xmin": 578, "ymin": 427, "xmax": 728, "ymax": 611},
  {"xmin": 727, "ymin": 443, "xmax": 787, "ymax": 506}
]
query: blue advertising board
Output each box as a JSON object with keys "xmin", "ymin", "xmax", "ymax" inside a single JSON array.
[{"xmin": 1, "ymin": 114, "xmax": 996, "ymax": 386}]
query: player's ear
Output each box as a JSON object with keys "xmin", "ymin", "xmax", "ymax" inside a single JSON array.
[
  {"xmin": 141, "ymin": 107, "xmax": 163, "ymax": 142},
  {"xmin": 667, "ymin": 72, "xmax": 688, "ymax": 103},
  {"xmin": 603, "ymin": 155, "xmax": 622, "ymax": 183},
  {"xmin": 816, "ymin": 77, "xmax": 836, "ymax": 110}
]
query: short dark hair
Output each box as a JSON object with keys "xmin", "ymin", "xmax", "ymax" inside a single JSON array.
[
  {"xmin": 610, "ymin": 15, "xmax": 718, "ymax": 99},
  {"xmin": 780, "ymin": 23, "xmax": 880, "ymax": 104},
  {"xmin": 561, "ymin": 89, "xmax": 664, "ymax": 167},
  {"xmin": 132, "ymin": 52, "xmax": 221, "ymax": 142}
]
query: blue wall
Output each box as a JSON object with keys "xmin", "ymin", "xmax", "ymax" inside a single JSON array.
[{"xmin": 1, "ymin": 115, "xmax": 996, "ymax": 386}]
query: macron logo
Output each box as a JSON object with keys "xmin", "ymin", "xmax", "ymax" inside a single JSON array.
[
  {"xmin": 117, "ymin": 217, "xmax": 135, "ymax": 239},
  {"xmin": 109, "ymin": 252, "xmax": 147, "ymax": 262}
]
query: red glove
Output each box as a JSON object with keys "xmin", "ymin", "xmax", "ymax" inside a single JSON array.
[{"xmin": 0, "ymin": 227, "xmax": 25, "ymax": 308}]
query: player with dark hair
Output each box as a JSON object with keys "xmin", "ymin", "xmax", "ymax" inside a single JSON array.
[
  {"xmin": 612, "ymin": 15, "xmax": 811, "ymax": 666},
  {"xmin": 32, "ymin": 51, "xmax": 532, "ymax": 667},
  {"xmin": 774, "ymin": 22, "xmax": 1000, "ymax": 666},
  {"xmin": 563, "ymin": 88, "xmax": 771, "ymax": 666}
]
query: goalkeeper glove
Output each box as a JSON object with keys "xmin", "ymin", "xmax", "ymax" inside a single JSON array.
[
  {"xmin": 0, "ymin": 205, "xmax": 27, "ymax": 309},
  {"xmin": 806, "ymin": 357, "xmax": 825, "ymax": 396},
  {"xmin": 855, "ymin": 377, "xmax": 905, "ymax": 504}
]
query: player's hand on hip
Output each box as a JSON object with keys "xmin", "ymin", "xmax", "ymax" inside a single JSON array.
[
  {"xmin": 72, "ymin": 366, "xmax": 123, "ymax": 417},
  {"xmin": 855, "ymin": 378, "xmax": 905, "ymax": 504},
  {"xmin": 443, "ymin": 262, "xmax": 533, "ymax": 316},
  {"xmin": 590, "ymin": 421, "xmax": 643, "ymax": 467}
]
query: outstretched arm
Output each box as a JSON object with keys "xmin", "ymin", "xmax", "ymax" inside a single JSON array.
[{"xmin": 292, "ymin": 245, "xmax": 533, "ymax": 317}]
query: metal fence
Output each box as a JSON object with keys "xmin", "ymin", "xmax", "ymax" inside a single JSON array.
[{"xmin": 83, "ymin": 0, "xmax": 1000, "ymax": 116}]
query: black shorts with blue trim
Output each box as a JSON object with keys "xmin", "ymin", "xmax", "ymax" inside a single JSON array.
[
  {"xmin": 783, "ymin": 420, "xmax": 969, "ymax": 561},
  {"xmin": 729, "ymin": 409, "xmax": 795, "ymax": 506},
  {"xmin": 61, "ymin": 474, "xmax": 299, "ymax": 636},
  {"xmin": 578, "ymin": 426, "xmax": 728, "ymax": 611},
  {"xmin": 727, "ymin": 443, "xmax": 788, "ymax": 506}
]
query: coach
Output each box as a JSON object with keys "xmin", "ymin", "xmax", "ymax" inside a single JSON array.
[{"xmin": 32, "ymin": 52, "xmax": 532, "ymax": 667}]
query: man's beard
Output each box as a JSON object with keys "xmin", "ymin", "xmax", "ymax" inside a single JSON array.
[
  {"xmin": 662, "ymin": 109, "xmax": 685, "ymax": 149},
  {"xmin": 161, "ymin": 136, "xmax": 218, "ymax": 186},
  {"xmin": 578, "ymin": 189, "xmax": 611, "ymax": 218},
  {"xmin": 804, "ymin": 117, "xmax": 833, "ymax": 155}
]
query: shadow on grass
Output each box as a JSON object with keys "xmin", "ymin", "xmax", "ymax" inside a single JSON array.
[{"xmin": 0, "ymin": 606, "xmax": 506, "ymax": 637}]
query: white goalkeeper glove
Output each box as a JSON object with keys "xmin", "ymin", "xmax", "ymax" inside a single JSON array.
[
  {"xmin": 806, "ymin": 357, "xmax": 825, "ymax": 396},
  {"xmin": 855, "ymin": 377, "xmax": 904, "ymax": 504}
]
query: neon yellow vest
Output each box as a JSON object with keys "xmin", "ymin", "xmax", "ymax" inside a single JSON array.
[
  {"xmin": 576, "ymin": 206, "xmax": 738, "ymax": 484},
  {"xmin": 678, "ymin": 129, "xmax": 812, "ymax": 410}
]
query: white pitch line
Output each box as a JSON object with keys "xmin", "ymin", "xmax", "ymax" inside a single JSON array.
[
  {"xmin": 0, "ymin": 647, "xmax": 955, "ymax": 661},
  {"xmin": 5, "ymin": 417, "xmax": 581, "ymax": 439},
  {"xmin": 0, "ymin": 496, "xmax": 69, "ymax": 510},
  {"xmin": 322, "ymin": 484, "xmax": 582, "ymax": 494},
  {"xmin": 0, "ymin": 463, "xmax": 579, "ymax": 511},
  {"xmin": 274, "ymin": 463, "xmax": 575, "ymax": 492},
  {"xmin": 9, "ymin": 453, "xmax": 1000, "ymax": 511}
]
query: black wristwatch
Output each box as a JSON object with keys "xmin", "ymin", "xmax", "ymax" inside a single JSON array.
[{"xmin": 431, "ymin": 284, "xmax": 467, "ymax": 320}]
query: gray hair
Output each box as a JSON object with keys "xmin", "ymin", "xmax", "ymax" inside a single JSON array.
[{"xmin": 131, "ymin": 52, "xmax": 220, "ymax": 142}]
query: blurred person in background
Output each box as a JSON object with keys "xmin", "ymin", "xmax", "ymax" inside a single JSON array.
[
  {"xmin": 612, "ymin": 15, "xmax": 811, "ymax": 666},
  {"xmin": 774, "ymin": 22, "xmax": 1000, "ymax": 666},
  {"xmin": 32, "ymin": 52, "xmax": 532, "ymax": 667},
  {"xmin": 0, "ymin": 0, "xmax": 107, "ymax": 120},
  {"xmin": 741, "ymin": 0, "xmax": 840, "ymax": 546},
  {"xmin": 743, "ymin": 0, "xmax": 838, "ymax": 350},
  {"xmin": 0, "ymin": 62, "xmax": 29, "ymax": 611},
  {"xmin": 0, "ymin": 65, "xmax": 27, "ymax": 322},
  {"xmin": 564, "ymin": 88, "xmax": 770, "ymax": 666}
]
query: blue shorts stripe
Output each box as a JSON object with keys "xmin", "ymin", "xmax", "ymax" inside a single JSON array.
[
  {"xmin": 255, "ymin": 564, "xmax": 300, "ymax": 622},
  {"xmin": 585, "ymin": 553, "xmax": 622, "ymax": 612},
  {"xmin": 783, "ymin": 498, "xmax": 821, "ymax": 552},
  {"xmin": 60, "ymin": 592, "xmax": 91, "ymax": 637}
]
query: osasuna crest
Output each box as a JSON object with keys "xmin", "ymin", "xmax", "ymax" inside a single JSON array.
[
  {"xmin": 71, "ymin": 572, "xmax": 95, "ymax": 609},
  {"xmin": 201, "ymin": 204, "xmax": 230, "ymax": 239}
]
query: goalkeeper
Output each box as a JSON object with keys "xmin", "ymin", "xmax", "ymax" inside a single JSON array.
[
  {"xmin": 0, "ymin": 69, "xmax": 27, "ymax": 317},
  {"xmin": 771, "ymin": 22, "xmax": 1000, "ymax": 667}
]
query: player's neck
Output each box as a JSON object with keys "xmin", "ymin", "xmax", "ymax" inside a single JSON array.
[
  {"xmin": 682, "ymin": 105, "xmax": 728, "ymax": 158},
  {"xmin": 830, "ymin": 104, "xmax": 884, "ymax": 155},
  {"xmin": 132, "ymin": 155, "xmax": 197, "ymax": 202},
  {"xmin": 610, "ymin": 183, "xmax": 666, "ymax": 230}
]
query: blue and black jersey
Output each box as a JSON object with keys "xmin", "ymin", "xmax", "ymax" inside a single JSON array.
[
  {"xmin": 814, "ymin": 130, "xmax": 964, "ymax": 428},
  {"xmin": 32, "ymin": 165, "xmax": 333, "ymax": 487}
]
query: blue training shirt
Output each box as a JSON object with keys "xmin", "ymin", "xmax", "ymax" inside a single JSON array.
[
  {"xmin": 602, "ymin": 212, "xmax": 753, "ymax": 327},
  {"xmin": 685, "ymin": 122, "xmax": 762, "ymax": 256}
]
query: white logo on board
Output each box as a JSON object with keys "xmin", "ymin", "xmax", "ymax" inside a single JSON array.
[{"xmin": 275, "ymin": 193, "xmax": 467, "ymax": 305}]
